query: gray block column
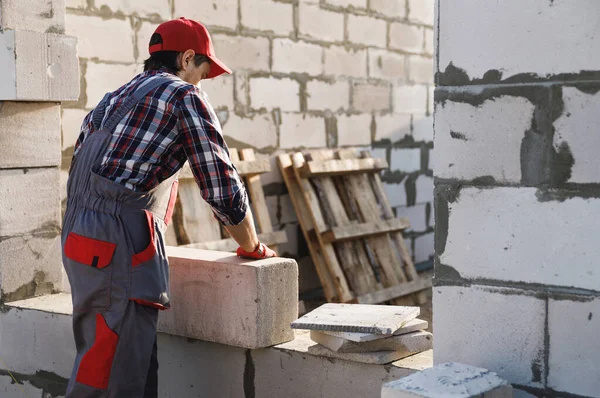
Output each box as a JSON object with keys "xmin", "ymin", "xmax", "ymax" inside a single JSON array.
[
  {"xmin": 433, "ymin": 1, "xmax": 600, "ymax": 397},
  {"xmin": 0, "ymin": 0, "xmax": 79, "ymax": 302}
]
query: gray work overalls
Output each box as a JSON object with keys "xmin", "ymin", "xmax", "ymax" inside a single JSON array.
[{"xmin": 62, "ymin": 77, "xmax": 178, "ymax": 397}]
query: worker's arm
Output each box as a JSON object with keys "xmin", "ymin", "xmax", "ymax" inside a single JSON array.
[{"xmin": 176, "ymin": 87, "xmax": 275, "ymax": 257}]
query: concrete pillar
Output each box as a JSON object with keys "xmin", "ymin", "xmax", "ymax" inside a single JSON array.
[
  {"xmin": 0, "ymin": 0, "xmax": 79, "ymax": 302},
  {"xmin": 433, "ymin": 0, "xmax": 600, "ymax": 396}
]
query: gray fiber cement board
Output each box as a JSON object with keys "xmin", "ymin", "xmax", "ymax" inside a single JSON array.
[{"xmin": 291, "ymin": 304, "xmax": 420, "ymax": 334}]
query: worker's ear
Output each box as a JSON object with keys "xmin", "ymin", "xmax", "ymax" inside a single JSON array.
[{"xmin": 181, "ymin": 49, "xmax": 196, "ymax": 70}]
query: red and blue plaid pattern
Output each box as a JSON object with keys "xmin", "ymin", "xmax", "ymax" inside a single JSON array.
[{"xmin": 74, "ymin": 70, "xmax": 248, "ymax": 226}]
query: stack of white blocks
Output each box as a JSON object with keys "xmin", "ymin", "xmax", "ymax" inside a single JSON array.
[{"xmin": 291, "ymin": 303, "xmax": 433, "ymax": 364}]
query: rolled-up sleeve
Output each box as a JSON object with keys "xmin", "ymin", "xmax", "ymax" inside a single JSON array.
[{"xmin": 176, "ymin": 87, "xmax": 249, "ymax": 226}]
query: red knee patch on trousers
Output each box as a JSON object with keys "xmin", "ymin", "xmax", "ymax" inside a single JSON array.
[{"xmin": 76, "ymin": 313, "xmax": 118, "ymax": 389}]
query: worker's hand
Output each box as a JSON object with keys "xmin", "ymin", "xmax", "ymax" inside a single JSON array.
[{"xmin": 236, "ymin": 242, "xmax": 277, "ymax": 260}]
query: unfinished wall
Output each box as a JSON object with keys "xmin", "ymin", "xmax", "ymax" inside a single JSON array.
[
  {"xmin": 61, "ymin": 0, "xmax": 435, "ymax": 288},
  {"xmin": 433, "ymin": 1, "xmax": 600, "ymax": 397},
  {"xmin": 0, "ymin": 0, "xmax": 79, "ymax": 302}
]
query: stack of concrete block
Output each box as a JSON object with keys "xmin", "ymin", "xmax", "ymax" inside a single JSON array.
[
  {"xmin": 291, "ymin": 303, "xmax": 432, "ymax": 364},
  {"xmin": 381, "ymin": 362, "xmax": 513, "ymax": 398}
]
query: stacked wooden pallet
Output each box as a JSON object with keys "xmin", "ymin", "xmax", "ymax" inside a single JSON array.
[
  {"xmin": 292, "ymin": 303, "xmax": 432, "ymax": 364},
  {"xmin": 170, "ymin": 148, "xmax": 287, "ymax": 252},
  {"xmin": 278, "ymin": 149, "xmax": 430, "ymax": 305}
]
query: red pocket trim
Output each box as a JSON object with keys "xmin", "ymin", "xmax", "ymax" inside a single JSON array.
[
  {"xmin": 132, "ymin": 210, "xmax": 156, "ymax": 267},
  {"xmin": 76, "ymin": 313, "xmax": 118, "ymax": 389},
  {"xmin": 131, "ymin": 298, "xmax": 169, "ymax": 310},
  {"xmin": 164, "ymin": 180, "xmax": 179, "ymax": 226},
  {"xmin": 65, "ymin": 233, "xmax": 116, "ymax": 269}
]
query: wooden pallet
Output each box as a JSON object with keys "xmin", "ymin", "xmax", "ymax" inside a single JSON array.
[
  {"xmin": 168, "ymin": 148, "xmax": 287, "ymax": 252},
  {"xmin": 277, "ymin": 149, "xmax": 430, "ymax": 305}
]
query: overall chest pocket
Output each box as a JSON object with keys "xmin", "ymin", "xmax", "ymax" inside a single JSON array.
[{"xmin": 64, "ymin": 233, "xmax": 116, "ymax": 312}]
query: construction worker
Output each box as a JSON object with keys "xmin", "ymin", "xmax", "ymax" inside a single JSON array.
[{"xmin": 61, "ymin": 17, "xmax": 276, "ymax": 397}]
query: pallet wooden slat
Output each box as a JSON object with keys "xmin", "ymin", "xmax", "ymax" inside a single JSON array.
[
  {"xmin": 356, "ymin": 271, "xmax": 433, "ymax": 304},
  {"xmin": 299, "ymin": 158, "xmax": 388, "ymax": 177},
  {"xmin": 322, "ymin": 218, "xmax": 410, "ymax": 243}
]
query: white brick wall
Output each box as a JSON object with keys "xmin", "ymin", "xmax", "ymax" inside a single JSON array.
[
  {"xmin": 412, "ymin": 115, "xmax": 433, "ymax": 142},
  {"xmin": 383, "ymin": 181, "xmax": 407, "ymax": 207},
  {"xmin": 408, "ymin": 55, "xmax": 433, "ymax": 84},
  {"xmin": 299, "ymin": 3, "xmax": 345, "ymax": 42},
  {"xmin": 389, "ymin": 23, "xmax": 423, "ymax": 53},
  {"xmin": 306, "ymin": 80, "xmax": 349, "ymax": 111},
  {"xmin": 212, "ymin": 35, "xmax": 270, "ymax": 71},
  {"xmin": 393, "ymin": 85, "xmax": 428, "ymax": 114},
  {"xmin": 0, "ymin": 0, "xmax": 66, "ymax": 33},
  {"xmin": 280, "ymin": 113, "xmax": 326, "ymax": 149},
  {"xmin": 97, "ymin": 0, "xmax": 171, "ymax": 20},
  {"xmin": 434, "ymin": 285, "xmax": 546, "ymax": 387},
  {"xmin": 368, "ymin": 49, "xmax": 407, "ymax": 80},
  {"xmin": 272, "ymin": 39, "xmax": 323, "ymax": 76},
  {"xmin": 396, "ymin": 203, "xmax": 426, "ymax": 232},
  {"xmin": 553, "ymin": 87, "xmax": 600, "ymax": 184},
  {"xmin": 375, "ymin": 113, "xmax": 411, "ymax": 143},
  {"xmin": 415, "ymin": 175, "xmax": 433, "ymax": 204},
  {"xmin": 324, "ymin": 46, "xmax": 367, "ymax": 78},
  {"xmin": 200, "ymin": 75, "xmax": 235, "ymax": 110},
  {"xmin": 85, "ymin": 63, "xmax": 139, "ymax": 108},
  {"xmin": 61, "ymin": 108, "xmax": 89, "ymax": 151},
  {"xmin": 0, "ymin": 103, "xmax": 61, "ymax": 169},
  {"xmin": 370, "ymin": 0, "xmax": 405, "ymax": 18},
  {"xmin": 424, "ymin": 28, "xmax": 434, "ymax": 55},
  {"xmin": 352, "ymin": 83, "xmax": 390, "ymax": 112},
  {"xmin": 337, "ymin": 114, "xmax": 372, "ymax": 147},
  {"xmin": 66, "ymin": 14, "xmax": 135, "ymax": 63},
  {"xmin": 444, "ymin": 187, "xmax": 600, "ymax": 292},
  {"xmin": 434, "ymin": 96, "xmax": 534, "ymax": 183},
  {"xmin": 414, "ymin": 232, "xmax": 434, "ymax": 263},
  {"xmin": 136, "ymin": 22, "xmax": 160, "ymax": 62},
  {"xmin": 347, "ymin": 15, "xmax": 387, "ymax": 48},
  {"xmin": 438, "ymin": 0, "xmax": 600, "ymax": 78},
  {"xmin": 390, "ymin": 148, "xmax": 421, "ymax": 172},
  {"xmin": 249, "ymin": 77, "xmax": 300, "ymax": 112},
  {"xmin": 223, "ymin": 113, "xmax": 278, "ymax": 149},
  {"xmin": 325, "ymin": 0, "xmax": 366, "ymax": 8},
  {"xmin": 548, "ymin": 298, "xmax": 600, "ymax": 397},
  {"xmin": 241, "ymin": 0, "xmax": 294, "ymax": 35},
  {"xmin": 408, "ymin": 0, "xmax": 434, "ymax": 26},
  {"xmin": 175, "ymin": 0, "xmax": 238, "ymax": 29}
]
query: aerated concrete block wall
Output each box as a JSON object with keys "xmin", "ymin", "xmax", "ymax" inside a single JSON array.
[
  {"xmin": 61, "ymin": 0, "xmax": 436, "ymax": 288},
  {"xmin": 433, "ymin": 1, "xmax": 600, "ymax": 397},
  {"xmin": 0, "ymin": 0, "xmax": 79, "ymax": 302}
]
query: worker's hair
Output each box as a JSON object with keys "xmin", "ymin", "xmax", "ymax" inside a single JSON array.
[{"xmin": 143, "ymin": 33, "xmax": 210, "ymax": 74}]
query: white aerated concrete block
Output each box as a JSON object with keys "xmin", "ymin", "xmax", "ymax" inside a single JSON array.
[
  {"xmin": 408, "ymin": 56, "xmax": 434, "ymax": 85},
  {"xmin": 444, "ymin": 187, "xmax": 600, "ymax": 291},
  {"xmin": 325, "ymin": 0, "xmax": 366, "ymax": 8},
  {"xmin": 394, "ymin": 85, "xmax": 428, "ymax": 114},
  {"xmin": 273, "ymin": 39, "xmax": 324, "ymax": 76},
  {"xmin": 175, "ymin": 0, "xmax": 238, "ymax": 29},
  {"xmin": 223, "ymin": 113, "xmax": 278, "ymax": 149},
  {"xmin": 158, "ymin": 248, "xmax": 298, "ymax": 349},
  {"xmin": 299, "ymin": 3, "xmax": 345, "ymax": 42},
  {"xmin": 347, "ymin": 14, "xmax": 387, "ymax": 48},
  {"xmin": 280, "ymin": 113, "xmax": 326, "ymax": 149},
  {"xmin": 434, "ymin": 96, "xmax": 534, "ymax": 183},
  {"xmin": 1, "ymin": 294, "xmax": 75, "ymax": 379},
  {"xmin": 85, "ymin": 62, "xmax": 138, "ymax": 108},
  {"xmin": 414, "ymin": 233, "xmax": 434, "ymax": 263},
  {"xmin": 390, "ymin": 23, "xmax": 423, "ymax": 53},
  {"xmin": 0, "ymin": 31, "xmax": 79, "ymax": 101},
  {"xmin": 61, "ymin": 108, "xmax": 88, "ymax": 151},
  {"xmin": 438, "ymin": 0, "xmax": 600, "ymax": 78},
  {"xmin": 241, "ymin": 0, "xmax": 294, "ymax": 35},
  {"xmin": 412, "ymin": 115, "xmax": 433, "ymax": 142},
  {"xmin": 306, "ymin": 80, "xmax": 349, "ymax": 111},
  {"xmin": 311, "ymin": 330, "xmax": 432, "ymax": 354},
  {"xmin": 353, "ymin": 83, "xmax": 391, "ymax": 112},
  {"xmin": 0, "ymin": 0, "xmax": 66, "ymax": 33},
  {"xmin": 434, "ymin": 285, "xmax": 546, "ymax": 386},
  {"xmin": 390, "ymin": 148, "xmax": 421, "ymax": 172},
  {"xmin": 553, "ymin": 87, "xmax": 600, "ymax": 184},
  {"xmin": 136, "ymin": 21, "xmax": 160, "ymax": 62},
  {"xmin": 324, "ymin": 46, "xmax": 368, "ymax": 78},
  {"xmin": 0, "ymin": 102, "xmax": 61, "ymax": 168},
  {"xmin": 200, "ymin": 74, "xmax": 235, "ymax": 110},
  {"xmin": 368, "ymin": 49, "xmax": 407, "ymax": 80},
  {"xmin": 0, "ymin": 168, "xmax": 60, "ymax": 237},
  {"xmin": 408, "ymin": 0, "xmax": 435, "ymax": 26},
  {"xmin": 337, "ymin": 114, "xmax": 372, "ymax": 147},
  {"xmin": 382, "ymin": 362, "xmax": 512, "ymax": 398},
  {"xmin": 384, "ymin": 181, "xmax": 407, "ymax": 207},
  {"xmin": 415, "ymin": 175, "xmax": 433, "ymax": 204},
  {"xmin": 212, "ymin": 35, "xmax": 270, "ymax": 71},
  {"xmin": 548, "ymin": 297, "xmax": 600, "ymax": 397},
  {"xmin": 96, "ymin": 0, "xmax": 171, "ymax": 20},
  {"xmin": 397, "ymin": 204, "xmax": 426, "ymax": 232},
  {"xmin": 376, "ymin": 114, "xmax": 412, "ymax": 143},
  {"xmin": 370, "ymin": 0, "xmax": 405, "ymax": 18},
  {"xmin": 250, "ymin": 77, "xmax": 300, "ymax": 112}
]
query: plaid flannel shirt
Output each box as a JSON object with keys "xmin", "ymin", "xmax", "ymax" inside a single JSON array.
[{"xmin": 73, "ymin": 70, "xmax": 248, "ymax": 226}]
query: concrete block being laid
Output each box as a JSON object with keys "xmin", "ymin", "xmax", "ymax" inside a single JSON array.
[
  {"xmin": 158, "ymin": 247, "xmax": 298, "ymax": 349},
  {"xmin": 307, "ymin": 341, "xmax": 421, "ymax": 365},
  {"xmin": 323, "ymin": 318, "xmax": 429, "ymax": 342},
  {"xmin": 381, "ymin": 362, "xmax": 513, "ymax": 398},
  {"xmin": 311, "ymin": 330, "xmax": 433, "ymax": 354},
  {"xmin": 291, "ymin": 304, "xmax": 420, "ymax": 334}
]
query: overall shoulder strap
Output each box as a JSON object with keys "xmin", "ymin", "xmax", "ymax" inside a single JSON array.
[{"xmin": 94, "ymin": 76, "xmax": 170, "ymax": 133}]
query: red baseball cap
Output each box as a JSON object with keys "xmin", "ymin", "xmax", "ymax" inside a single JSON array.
[{"xmin": 149, "ymin": 17, "xmax": 231, "ymax": 79}]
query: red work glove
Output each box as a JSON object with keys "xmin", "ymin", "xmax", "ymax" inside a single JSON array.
[{"xmin": 236, "ymin": 242, "xmax": 277, "ymax": 260}]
